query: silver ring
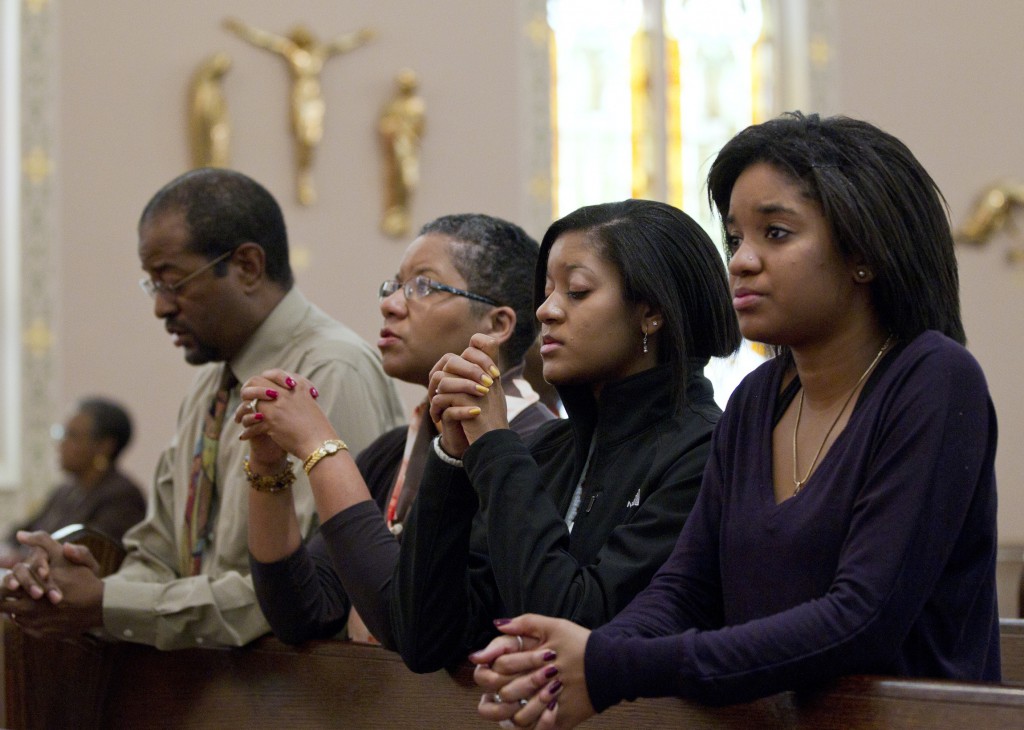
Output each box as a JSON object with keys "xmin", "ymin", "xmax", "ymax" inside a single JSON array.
[
  {"xmin": 515, "ymin": 635, "xmax": 524, "ymax": 652},
  {"xmin": 249, "ymin": 398, "xmax": 259, "ymax": 413},
  {"xmin": 498, "ymin": 721, "xmax": 516, "ymax": 730},
  {"xmin": 518, "ymin": 698, "xmax": 528, "ymax": 708}
]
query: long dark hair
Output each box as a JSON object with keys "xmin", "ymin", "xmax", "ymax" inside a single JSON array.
[{"xmin": 708, "ymin": 112, "xmax": 964, "ymax": 345}]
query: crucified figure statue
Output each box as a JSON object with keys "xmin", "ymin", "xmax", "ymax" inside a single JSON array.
[{"xmin": 224, "ymin": 17, "xmax": 375, "ymax": 205}]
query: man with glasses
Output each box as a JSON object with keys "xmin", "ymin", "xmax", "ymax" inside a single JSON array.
[{"xmin": 1, "ymin": 168, "xmax": 404, "ymax": 648}]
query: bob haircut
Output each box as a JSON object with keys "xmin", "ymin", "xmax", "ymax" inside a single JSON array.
[
  {"xmin": 536, "ymin": 199, "xmax": 741, "ymax": 407},
  {"xmin": 707, "ymin": 112, "xmax": 965, "ymax": 346}
]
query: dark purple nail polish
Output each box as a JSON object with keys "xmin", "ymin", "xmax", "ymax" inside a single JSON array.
[
  {"xmin": 542, "ymin": 650, "xmax": 557, "ymax": 661},
  {"xmin": 547, "ymin": 699, "xmax": 557, "ymax": 711},
  {"xmin": 548, "ymin": 680, "xmax": 563, "ymax": 694},
  {"xmin": 285, "ymin": 377, "xmax": 296, "ymax": 389},
  {"xmin": 266, "ymin": 389, "xmax": 279, "ymax": 399},
  {"xmin": 493, "ymin": 618, "xmax": 511, "ymax": 626},
  {"xmin": 544, "ymin": 665, "xmax": 558, "ymax": 678}
]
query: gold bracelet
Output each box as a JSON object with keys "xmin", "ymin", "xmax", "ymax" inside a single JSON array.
[
  {"xmin": 303, "ymin": 439, "xmax": 348, "ymax": 475},
  {"xmin": 243, "ymin": 458, "xmax": 297, "ymax": 493}
]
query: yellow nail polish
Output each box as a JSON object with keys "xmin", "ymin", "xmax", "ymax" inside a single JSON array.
[
  {"xmin": 476, "ymin": 384, "xmax": 490, "ymax": 394},
  {"xmin": 489, "ymin": 366, "xmax": 501, "ymax": 378},
  {"xmin": 480, "ymin": 374, "xmax": 494, "ymax": 387},
  {"xmin": 469, "ymin": 407, "xmax": 482, "ymax": 416}
]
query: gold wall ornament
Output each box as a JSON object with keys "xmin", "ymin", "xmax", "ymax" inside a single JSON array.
[
  {"xmin": 223, "ymin": 17, "xmax": 376, "ymax": 206},
  {"xmin": 23, "ymin": 319, "xmax": 54, "ymax": 357},
  {"xmin": 955, "ymin": 181, "xmax": 1024, "ymax": 264},
  {"xmin": 188, "ymin": 52, "xmax": 232, "ymax": 169},
  {"xmin": 378, "ymin": 69, "xmax": 425, "ymax": 238},
  {"xmin": 22, "ymin": 147, "xmax": 52, "ymax": 184}
]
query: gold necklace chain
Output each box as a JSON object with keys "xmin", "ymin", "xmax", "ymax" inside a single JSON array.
[{"xmin": 792, "ymin": 335, "xmax": 894, "ymax": 496}]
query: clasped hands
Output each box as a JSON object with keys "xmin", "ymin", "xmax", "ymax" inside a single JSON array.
[
  {"xmin": 428, "ymin": 333, "xmax": 510, "ymax": 459},
  {"xmin": 234, "ymin": 369, "xmax": 336, "ymax": 472},
  {"xmin": 471, "ymin": 614, "xmax": 595, "ymax": 730},
  {"xmin": 0, "ymin": 530, "xmax": 105, "ymax": 639}
]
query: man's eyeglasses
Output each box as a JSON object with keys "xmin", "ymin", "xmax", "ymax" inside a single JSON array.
[
  {"xmin": 139, "ymin": 249, "xmax": 235, "ymax": 300},
  {"xmin": 378, "ymin": 276, "xmax": 499, "ymax": 306}
]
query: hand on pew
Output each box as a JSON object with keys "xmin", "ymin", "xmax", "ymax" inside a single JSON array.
[
  {"xmin": 0, "ymin": 529, "xmax": 105, "ymax": 638},
  {"xmin": 472, "ymin": 614, "xmax": 594, "ymax": 730}
]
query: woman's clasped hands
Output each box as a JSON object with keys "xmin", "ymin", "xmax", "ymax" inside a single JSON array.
[
  {"xmin": 471, "ymin": 615, "xmax": 595, "ymax": 730},
  {"xmin": 428, "ymin": 333, "xmax": 509, "ymax": 460},
  {"xmin": 233, "ymin": 369, "xmax": 335, "ymax": 470}
]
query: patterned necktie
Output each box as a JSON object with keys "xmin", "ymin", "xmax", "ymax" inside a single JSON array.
[{"xmin": 181, "ymin": 366, "xmax": 237, "ymax": 575}]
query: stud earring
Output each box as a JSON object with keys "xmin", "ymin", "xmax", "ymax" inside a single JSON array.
[{"xmin": 856, "ymin": 268, "xmax": 869, "ymax": 280}]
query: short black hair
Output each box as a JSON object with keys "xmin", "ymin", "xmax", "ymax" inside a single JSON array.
[
  {"xmin": 419, "ymin": 214, "xmax": 540, "ymax": 367},
  {"xmin": 77, "ymin": 398, "xmax": 133, "ymax": 461},
  {"xmin": 537, "ymin": 199, "xmax": 741, "ymax": 407},
  {"xmin": 707, "ymin": 111, "xmax": 964, "ymax": 345},
  {"xmin": 139, "ymin": 168, "xmax": 293, "ymax": 288}
]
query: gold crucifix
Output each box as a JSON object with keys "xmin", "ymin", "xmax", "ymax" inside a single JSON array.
[{"xmin": 224, "ymin": 18, "xmax": 376, "ymax": 205}]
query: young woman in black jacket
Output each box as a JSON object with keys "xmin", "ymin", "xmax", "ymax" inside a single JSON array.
[{"xmin": 400, "ymin": 199, "xmax": 741, "ymax": 671}]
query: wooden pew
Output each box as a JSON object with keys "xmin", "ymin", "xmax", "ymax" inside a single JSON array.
[
  {"xmin": 5, "ymin": 527, "xmax": 1024, "ymax": 728},
  {"xmin": 1001, "ymin": 618, "xmax": 1024, "ymax": 687},
  {"xmin": 6, "ymin": 626, "xmax": 1024, "ymax": 730}
]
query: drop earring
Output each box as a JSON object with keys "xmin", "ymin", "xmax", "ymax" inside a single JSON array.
[{"xmin": 642, "ymin": 326, "xmax": 649, "ymax": 354}]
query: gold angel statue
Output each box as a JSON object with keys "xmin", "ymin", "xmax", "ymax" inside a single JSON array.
[
  {"xmin": 956, "ymin": 181, "xmax": 1024, "ymax": 263},
  {"xmin": 378, "ymin": 69, "xmax": 426, "ymax": 237},
  {"xmin": 224, "ymin": 17, "xmax": 376, "ymax": 205},
  {"xmin": 188, "ymin": 52, "xmax": 232, "ymax": 169}
]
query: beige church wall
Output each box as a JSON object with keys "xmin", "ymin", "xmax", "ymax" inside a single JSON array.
[
  {"xmin": 832, "ymin": 0, "xmax": 1024, "ymax": 612},
  {"xmin": 52, "ymin": 0, "xmax": 533, "ymax": 507}
]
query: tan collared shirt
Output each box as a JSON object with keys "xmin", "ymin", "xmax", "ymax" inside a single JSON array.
[{"xmin": 103, "ymin": 288, "xmax": 404, "ymax": 648}]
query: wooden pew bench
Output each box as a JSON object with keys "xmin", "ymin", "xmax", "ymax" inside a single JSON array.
[
  {"xmin": 6, "ymin": 625, "xmax": 1024, "ymax": 730},
  {"xmin": 5, "ymin": 526, "xmax": 1024, "ymax": 728}
]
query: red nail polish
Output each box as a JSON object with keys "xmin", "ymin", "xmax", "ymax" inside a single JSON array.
[
  {"xmin": 543, "ymin": 650, "xmax": 556, "ymax": 661},
  {"xmin": 493, "ymin": 618, "xmax": 511, "ymax": 626},
  {"xmin": 310, "ymin": 386, "xmax": 319, "ymax": 399},
  {"xmin": 285, "ymin": 377, "xmax": 296, "ymax": 389},
  {"xmin": 544, "ymin": 665, "xmax": 558, "ymax": 678},
  {"xmin": 253, "ymin": 413, "xmax": 264, "ymax": 421},
  {"xmin": 548, "ymin": 680, "xmax": 562, "ymax": 694},
  {"xmin": 266, "ymin": 389, "xmax": 279, "ymax": 399}
]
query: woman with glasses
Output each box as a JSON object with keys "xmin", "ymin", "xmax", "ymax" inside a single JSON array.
[
  {"xmin": 1, "ymin": 398, "xmax": 144, "ymax": 568},
  {"xmin": 380, "ymin": 199, "xmax": 741, "ymax": 673},
  {"xmin": 238, "ymin": 214, "xmax": 553, "ymax": 644}
]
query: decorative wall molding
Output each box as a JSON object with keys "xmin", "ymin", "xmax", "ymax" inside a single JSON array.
[{"xmin": 0, "ymin": 0, "xmax": 58, "ymax": 505}]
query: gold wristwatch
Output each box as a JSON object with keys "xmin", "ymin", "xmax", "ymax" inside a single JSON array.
[{"xmin": 303, "ymin": 439, "xmax": 348, "ymax": 475}]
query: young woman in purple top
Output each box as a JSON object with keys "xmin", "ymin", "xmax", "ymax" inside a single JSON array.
[{"xmin": 472, "ymin": 112, "xmax": 1000, "ymax": 728}]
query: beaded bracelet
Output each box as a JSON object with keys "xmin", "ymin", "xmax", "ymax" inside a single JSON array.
[
  {"xmin": 431, "ymin": 435, "xmax": 464, "ymax": 468},
  {"xmin": 243, "ymin": 457, "xmax": 297, "ymax": 493}
]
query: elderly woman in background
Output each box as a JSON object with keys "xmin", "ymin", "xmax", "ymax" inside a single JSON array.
[{"xmin": 2, "ymin": 398, "xmax": 144, "ymax": 567}]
